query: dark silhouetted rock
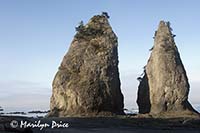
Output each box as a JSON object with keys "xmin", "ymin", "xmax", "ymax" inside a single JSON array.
[
  {"xmin": 137, "ymin": 21, "xmax": 199, "ymax": 118},
  {"xmin": 49, "ymin": 14, "xmax": 124, "ymax": 117},
  {"xmin": 137, "ymin": 72, "xmax": 151, "ymax": 114}
]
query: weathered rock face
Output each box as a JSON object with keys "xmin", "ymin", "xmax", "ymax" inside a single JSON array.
[
  {"xmin": 49, "ymin": 14, "xmax": 124, "ymax": 117},
  {"xmin": 137, "ymin": 21, "xmax": 199, "ymax": 117}
]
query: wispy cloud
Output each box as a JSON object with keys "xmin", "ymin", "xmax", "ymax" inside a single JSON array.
[
  {"xmin": 0, "ymin": 77, "xmax": 199, "ymax": 112},
  {"xmin": 189, "ymin": 81, "xmax": 200, "ymax": 105},
  {"xmin": 0, "ymin": 80, "xmax": 51, "ymax": 97},
  {"xmin": 0, "ymin": 80, "xmax": 51, "ymax": 111},
  {"xmin": 120, "ymin": 72, "xmax": 140, "ymax": 109}
]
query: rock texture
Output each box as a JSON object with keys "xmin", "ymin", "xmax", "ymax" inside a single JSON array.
[
  {"xmin": 137, "ymin": 21, "xmax": 199, "ymax": 117},
  {"xmin": 49, "ymin": 14, "xmax": 124, "ymax": 117}
]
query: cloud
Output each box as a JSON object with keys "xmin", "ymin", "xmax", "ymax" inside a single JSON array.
[
  {"xmin": 0, "ymin": 93, "xmax": 50, "ymax": 112},
  {"xmin": 0, "ymin": 80, "xmax": 51, "ymax": 97},
  {"xmin": 188, "ymin": 81, "xmax": 200, "ymax": 105},
  {"xmin": 120, "ymin": 72, "xmax": 140, "ymax": 109},
  {"xmin": 0, "ymin": 80, "xmax": 51, "ymax": 112},
  {"xmin": 0, "ymin": 78, "xmax": 199, "ymax": 112}
]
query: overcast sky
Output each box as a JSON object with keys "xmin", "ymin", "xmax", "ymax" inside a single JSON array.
[{"xmin": 0, "ymin": 0, "xmax": 200, "ymax": 111}]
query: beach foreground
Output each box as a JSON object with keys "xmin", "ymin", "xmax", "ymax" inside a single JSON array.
[{"xmin": 0, "ymin": 115, "xmax": 200, "ymax": 133}]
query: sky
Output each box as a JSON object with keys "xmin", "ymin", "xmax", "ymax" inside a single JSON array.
[{"xmin": 0, "ymin": 0, "xmax": 200, "ymax": 112}]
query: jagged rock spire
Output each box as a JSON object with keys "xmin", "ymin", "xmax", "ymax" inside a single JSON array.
[
  {"xmin": 48, "ymin": 14, "xmax": 124, "ymax": 117},
  {"xmin": 137, "ymin": 21, "xmax": 199, "ymax": 118}
]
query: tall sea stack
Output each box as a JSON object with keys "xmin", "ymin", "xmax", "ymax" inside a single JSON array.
[
  {"xmin": 137, "ymin": 21, "xmax": 199, "ymax": 117},
  {"xmin": 49, "ymin": 13, "xmax": 124, "ymax": 117}
]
